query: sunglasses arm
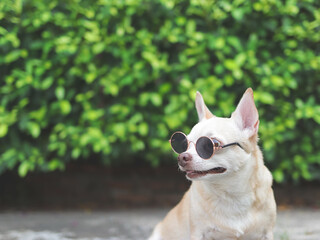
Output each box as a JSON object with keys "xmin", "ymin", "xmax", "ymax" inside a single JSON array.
[{"xmin": 221, "ymin": 142, "xmax": 243, "ymax": 150}]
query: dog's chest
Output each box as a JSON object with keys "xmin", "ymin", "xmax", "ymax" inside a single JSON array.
[{"xmin": 195, "ymin": 206, "xmax": 251, "ymax": 240}]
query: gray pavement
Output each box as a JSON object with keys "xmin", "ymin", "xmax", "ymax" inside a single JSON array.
[{"xmin": 0, "ymin": 208, "xmax": 319, "ymax": 240}]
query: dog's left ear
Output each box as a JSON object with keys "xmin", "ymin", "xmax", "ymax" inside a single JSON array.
[
  {"xmin": 231, "ymin": 88, "xmax": 259, "ymax": 138},
  {"xmin": 195, "ymin": 91, "xmax": 214, "ymax": 121}
]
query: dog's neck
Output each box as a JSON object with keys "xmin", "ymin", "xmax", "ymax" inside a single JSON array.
[{"xmin": 190, "ymin": 149, "xmax": 260, "ymax": 209}]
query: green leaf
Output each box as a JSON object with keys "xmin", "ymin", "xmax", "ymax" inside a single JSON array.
[
  {"xmin": 18, "ymin": 162, "xmax": 30, "ymax": 177},
  {"xmin": 48, "ymin": 159, "xmax": 65, "ymax": 170},
  {"xmin": 5, "ymin": 50, "xmax": 23, "ymax": 63},
  {"xmin": 55, "ymin": 86, "xmax": 65, "ymax": 100},
  {"xmin": 41, "ymin": 77, "xmax": 54, "ymax": 89},
  {"xmin": 224, "ymin": 59, "xmax": 236, "ymax": 70},
  {"xmin": 105, "ymin": 84, "xmax": 119, "ymax": 96},
  {"xmin": 138, "ymin": 122, "xmax": 149, "ymax": 136},
  {"xmin": 256, "ymin": 92, "xmax": 275, "ymax": 105},
  {"xmin": 71, "ymin": 148, "xmax": 81, "ymax": 159},
  {"xmin": 60, "ymin": 100, "xmax": 71, "ymax": 115},
  {"xmin": 232, "ymin": 8, "xmax": 245, "ymax": 21},
  {"xmin": 27, "ymin": 122, "xmax": 41, "ymax": 138},
  {"xmin": 270, "ymin": 75, "xmax": 285, "ymax": 87},
  {"xmin": 215, "ymin": 37, "xmax": 225, "ymax": 49},
  {"xmin": 150, "ymin": 93, "xmax": 162, "ymax": 106},
  {"xmin": 0, "ymin": 124, "xmax": 8, "ymax": 137},
  {"xmin": 273, "ymin": 169, "xmax": 284, "ymax": 183}
]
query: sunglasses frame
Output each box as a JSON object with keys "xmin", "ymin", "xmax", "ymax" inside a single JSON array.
[{"xmin": 169, "ymin": 131, "xmax": 243, "ymax": 160}]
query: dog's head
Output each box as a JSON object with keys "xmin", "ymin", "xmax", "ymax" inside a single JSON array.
[{"xmin": 177, "ymin": 88, "xmax": 259, "ymax": 181}]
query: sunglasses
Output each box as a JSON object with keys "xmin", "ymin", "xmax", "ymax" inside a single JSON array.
[{"xmin": 169, "ymin": 131, "xmax": 243, "ymax": 159}]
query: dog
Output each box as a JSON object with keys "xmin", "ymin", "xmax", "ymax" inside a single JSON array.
[{"xmin": 149, "ymin": 88, "xmax": 276, "ymax": 240}]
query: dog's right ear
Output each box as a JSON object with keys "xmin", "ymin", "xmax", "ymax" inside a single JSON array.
[
  {"xmin": 231, "ymin": 88, "xmax": 259, "ymax": 138},
  {"xmin": 195, "ymin": 91, "xmax": 214, "ymax": 121}
]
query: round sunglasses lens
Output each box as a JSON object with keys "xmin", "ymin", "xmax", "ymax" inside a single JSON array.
[
  {"xmin": 171, "ymin": 133, "xmax": 188, "ymax": 153},
  {"xmin": 196, "ymin": 137, "xmax": 214, "ymax": 159}
]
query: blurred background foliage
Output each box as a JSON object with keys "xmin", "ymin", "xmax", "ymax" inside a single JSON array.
[{"xmin": 0, "ymin": 0, "xmax": 320, "ymax": 183}]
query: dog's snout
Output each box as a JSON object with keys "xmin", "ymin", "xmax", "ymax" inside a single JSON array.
[{"xmin": 178, "ymin": 153, "xmax": 192, "ymax": 167}]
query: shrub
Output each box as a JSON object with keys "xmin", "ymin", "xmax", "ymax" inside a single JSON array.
[{"xmin": 0, "ymin": 0, "xmax": 319, "ymax": 182}]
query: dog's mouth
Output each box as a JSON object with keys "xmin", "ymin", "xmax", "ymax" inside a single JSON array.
[{"xmin": 185, "ymin": 167, "xmax": 226, "ymax": 178}]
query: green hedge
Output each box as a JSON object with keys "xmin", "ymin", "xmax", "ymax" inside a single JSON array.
[{"xmin": 1, "ymin": 0, "xmax": 320, "ymax": 182}]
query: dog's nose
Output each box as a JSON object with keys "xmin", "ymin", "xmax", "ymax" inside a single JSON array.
[{"xmin": 178, "ymin": 153, "xmax": 192, "ymax": 167}]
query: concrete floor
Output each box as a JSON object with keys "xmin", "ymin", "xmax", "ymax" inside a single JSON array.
[{"xmin": 0, "ymin": 208, "xmax": 319, "ymax": 240}]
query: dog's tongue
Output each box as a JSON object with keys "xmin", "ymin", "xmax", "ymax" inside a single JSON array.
[
  {"xmin": 186, "ymin": 171, "xmax": 207, "ymax": 179},
  {"xmin": 186, "ymin": 167, "xmax": 226, "ymax": 178}
]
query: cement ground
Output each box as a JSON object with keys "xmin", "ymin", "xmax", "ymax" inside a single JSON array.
[{"xmin": 0, "ymin": 208, "xmax": 319, "ymax": 240}]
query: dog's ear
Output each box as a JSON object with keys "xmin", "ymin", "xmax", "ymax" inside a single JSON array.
[
  {"xmin": 231, "ymin": 88, "xmax": 259, "ymax": 137},
  {"xmin": 195, "ymin": 91, "xmax": 214, "ymax": 121}
]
